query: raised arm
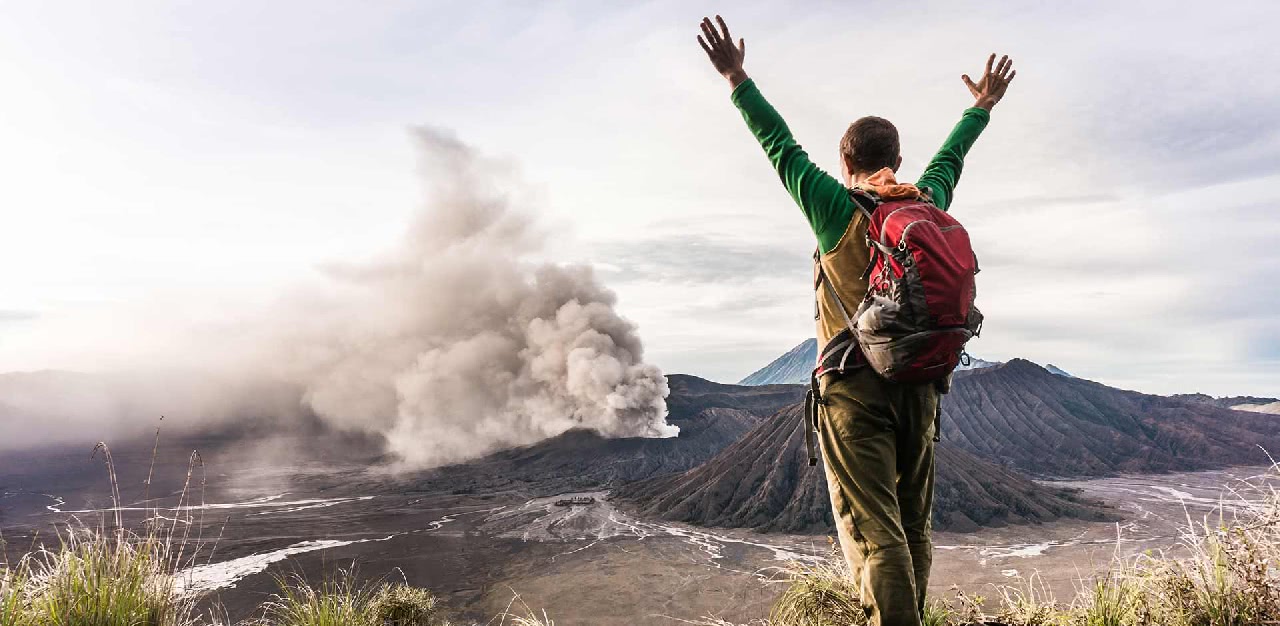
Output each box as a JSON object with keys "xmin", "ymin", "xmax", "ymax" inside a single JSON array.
[
  {"xmin": 698, "ymin": 16, "xmax": 852, "ymax": 253},
  {"xmin": 916, "ymin": 54, "xmax": 1016, "ymax": 211}
]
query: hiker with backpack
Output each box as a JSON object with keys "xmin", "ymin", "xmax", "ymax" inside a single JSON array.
[{"xmin": 696, "ymin": 16, "xmax": 1015, "ymax": 626}]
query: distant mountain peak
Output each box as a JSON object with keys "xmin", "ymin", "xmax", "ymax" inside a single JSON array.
[
  {"xmin": 988, "ymin": 358, "xmax": 1074, "ymax": 378},
  {"xmin": 737, "ymin": 339, "xmax": 816, "ymax": 386},
  {"xmin": 996, "ymin": 358, "xmax": 1043, "ymax": 375},
  {"xmin": 1044, "ymin": 364, "xmax": 1074, "ymax": 377}
]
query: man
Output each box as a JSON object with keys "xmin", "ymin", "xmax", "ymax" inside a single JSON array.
[{"xmin": 696, "ymin": 15, "xmax": 1015, "ymax": 626}]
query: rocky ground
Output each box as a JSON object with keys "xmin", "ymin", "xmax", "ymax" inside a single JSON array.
[{"xmin": 3, "ymin": 436, "xmax": 1273, "ymax": 625}]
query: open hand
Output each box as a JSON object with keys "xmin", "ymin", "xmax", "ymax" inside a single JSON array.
[
  {"xmin": 697, "ymin": 15, "xmax": 748, "ymax": 88},
  {"xmin": 962, "ymin": 54, "xmax": 1016, "ymax": 111}
]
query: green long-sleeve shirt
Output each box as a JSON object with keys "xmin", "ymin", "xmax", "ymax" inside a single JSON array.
[{"xmin": 730, "ymin": 78, "xmax": 990, "ymax": 254}]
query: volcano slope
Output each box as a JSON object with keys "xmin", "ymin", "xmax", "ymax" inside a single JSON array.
[
  {"xmin": 615, "ymin": 403, "xmax": 1113, "ymax": 533},
  {"xmin": 943, "ymin": 359, "xmax": 1280, "ymax": 476}
]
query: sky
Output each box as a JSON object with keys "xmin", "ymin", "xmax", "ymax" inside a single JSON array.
[{"xmin": 1, "ymin": 0, "xmax": 1278, "ymax": 397}]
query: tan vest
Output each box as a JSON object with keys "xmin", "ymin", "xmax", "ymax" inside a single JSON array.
[
  {"xmin": 813, "ymin": 212, "xmax": 872, "ymax": 351},
  {"xmin": 815, "ymin": 169, "xmax": 925, "ymax": 354}
]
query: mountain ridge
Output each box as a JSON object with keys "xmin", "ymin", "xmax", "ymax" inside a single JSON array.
[
  {"xmin": 618, "ymin": 358, "xmax": 1280, "ymax": 534},
  {"xmin": 942, "ymin": 358, "xmax": 1280, "ymax": 476},
  {"xmin": 615, "ymin": 402, "xmax": 1114, "ymax": 533}
]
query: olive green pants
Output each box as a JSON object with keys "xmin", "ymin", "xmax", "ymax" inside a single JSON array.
[{"xmin": 818, "ymin": 368, "xmax": 939, "ymax": 626}]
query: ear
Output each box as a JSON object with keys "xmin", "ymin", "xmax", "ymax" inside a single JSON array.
[
  {"xmin": 840, "ymin": 153, "xmax": 855, "ymax": 184},
  {"xmin": 892, "ymin": 155, "xmax": 903, "ymax": 172}
]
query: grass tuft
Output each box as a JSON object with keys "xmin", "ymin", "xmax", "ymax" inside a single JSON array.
[
  {"xmin": 11, "ymin": 527, "xmax": 199, "ymax": 626},
  {"xmin": 256, "ymin": 568, "xmax": 379, "ymax": 626},
  {"xmin": 494, "ymin": 592, "xmax": 555, "ymax": 626},
  {"xmin": 991, "ymin": 572, "xmax": 1060, "ymax": 626},
  {"xmin": 254, "ymin": 568, "xmax": 451, "ymax": 626},
  {"xmin": 368, "ymin": 581, "xmax": 445, "ymax": 625},
  {"xmin": 767, "ymin": 557, "xmax": 866, "ymax": 626}
]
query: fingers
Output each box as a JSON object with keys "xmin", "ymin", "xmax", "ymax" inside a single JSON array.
[
  {"xmin": 984, "ymin": 53, "xmax": 995, "ymax": 77},
  {"xmin": 961, "ymin": 74, "xmax": 977, "ymax": 91},
  {"xmin": 697, "ymin": 34, "xmax": 713, "ymax": 57},
  {"xmin": 994, "ymin": 54, "xmax": 1009, "ymax": 76},
  {"xmin": 716, "ymin": 15, "xmax": 732, "ymax": 44},
  {"xmin": 701, "ymin": 17, "xmax": 723, "ymax": 47},
  {"xmin": 1006, "ymin": 69, "xmax": 1016, "ymax": 83},
  {"xmin": 739, "ymin": 38, "xmax": 745, "ymax": 59}
]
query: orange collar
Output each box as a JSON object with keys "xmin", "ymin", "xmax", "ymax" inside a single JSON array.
[{"xmin": 853, "ymin": 167, "xmax": 921, "ymax": 201}]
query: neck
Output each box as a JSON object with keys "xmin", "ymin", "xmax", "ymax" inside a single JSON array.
[{"xmin": 845, "ymin": 170, "xmax": 876, "ymax": 188}]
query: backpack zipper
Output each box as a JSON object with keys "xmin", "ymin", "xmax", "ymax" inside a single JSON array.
[{"xmin": 897, "ymin": 220, "xmax": 964, "ymax": 250}]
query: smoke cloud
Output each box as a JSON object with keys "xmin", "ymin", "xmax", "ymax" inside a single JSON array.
[
  {"xmin": 0, "ymin": 129, "xmax": 676, "ymax": 467},
  {"xmin": 263, "ymin": 128, "xmax": 676, "ymax": 466}
]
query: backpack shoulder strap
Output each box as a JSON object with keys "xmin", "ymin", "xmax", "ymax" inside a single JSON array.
[{"xmin": 849, "ymin": 187, "xmax": 879, "ymax": 222}]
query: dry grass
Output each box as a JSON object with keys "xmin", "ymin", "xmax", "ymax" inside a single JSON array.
[
  {"xmin": 250, "ymin": 568, "xmax": 448, "ymax": 626},
  {"xmin": 491, "ymin": 592, "xmax": 556, "ymax": 626},
  {"xmin": 767, "ymin": 557, "xmax": 865, "ymax": 626},
  {"xmin": 254, "ymin": 568, "xmax": 382, "ymax": 626},
  {"xmin": 0, "ymin": 554, "xmax": 31, "ymax": 626},
  {"xmin": 368, "ymin": 581, "xmax": 445, "ymax": 625},
  {"xmin": 23, "ymin": 527, "xmax": 200, "ymax": 626}
]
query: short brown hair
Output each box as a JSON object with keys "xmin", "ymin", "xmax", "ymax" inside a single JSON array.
[{"xmin": 839, "ymin": 116, "xmax": 900, "ymax": 174}]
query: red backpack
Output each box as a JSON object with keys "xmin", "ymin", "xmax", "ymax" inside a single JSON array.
[{"xmin": 815, "ymin": 189, "xmax": 982, "ymax": 385}]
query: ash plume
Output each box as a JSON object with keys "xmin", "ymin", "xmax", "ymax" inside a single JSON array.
[
  {"xmin": 265, "ymin": 128, "xmax": 676, "ymax": 467},
  {"xmin": 0, "ymin": 129, "xmax": 676, "ymax": 467}
]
